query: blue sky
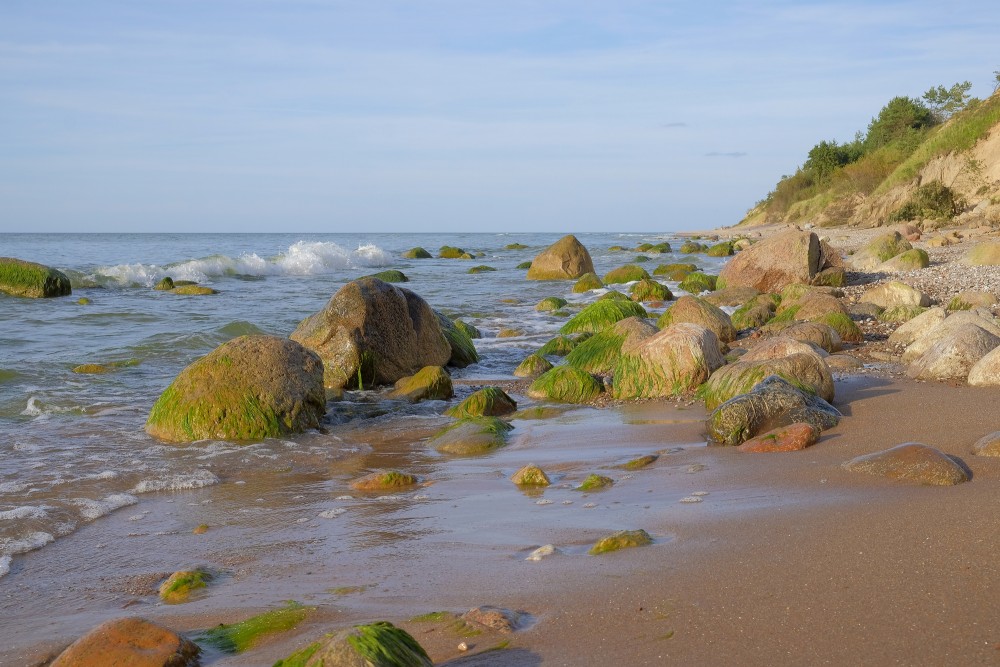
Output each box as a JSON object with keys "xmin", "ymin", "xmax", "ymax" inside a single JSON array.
[{"xmin": 1, "ymin": 1, "xmax": 997, "ymax": 233}]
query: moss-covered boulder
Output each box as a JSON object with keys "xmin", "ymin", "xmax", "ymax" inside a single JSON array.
[
  {"xmin": 572, "ymin": 272, "xmax": 604, "ymax": 292},
  {"xmin": 678, "ymin": 272, "xmax": 717, "ymax": 294},
  {"xmin": 274, "ymin": 621, "xmax": 431, "ymax": 667},
  {"xmin": 705, "ymin": 241, "xmax": 734, "ymax": 257},
  {"xmin": 963, "ymin": 241, "xmax": 1000, "ymax": 266},
  {"xmin": 612, "ymin": 323, "xmax": 725, "ymax": 399},
  {"xmin": 527, "ymin": 366, "xmax": 603, "ymax": 403},
  {"xmin": 814, "ymin": 312, "xmax": 863, "ymax": 344},
  {"xmin": 764, "ymin": 321, "xmax": 843, "ymax": 353},
  {"xmin": 445, "ymin": 386, "xmax": 517, "ymax": 418},
  {"xmin": 703, "ymin": 286, "xmax": 760, "ymax": 308},
  {"xmin": 629, "ymin": 279, "xmax": 672, "ymax": 303},
  {"xmin": 577, "ymin": 474, "xmax": 614, "ymax": 491},
  {"xmin": 653, "ymin": 263, "xmax": 697, "ymax": 280},
  {"xmin": 511, "ymin": 464, "xmax": 551, "ymax": 486},
  {"xmin": 365, "ymin": 270, "xmax": 409, "ymax": 283},
  {"xmin": 656, "ymin": 296, "xmax": 735, "ymax": 345},
  {"xmin": 879, "ymin": 248, "xmax": 929, "ymax": 272},
  {"xmin": 560, "ymin": 299, "xmax": 647, "ymax": 335},
  {"xmin": 497, "ymin": 327, "xmax": 523, "ymax": 338},
  {"xmin": 588, "ymin": 529, "xmax": 653, "ymax": 555},
  {"xmin": 843, "ymin": 443, "xmax": 969, "ymax": 486},
  {"xmin": 159, "ymin": 569, "xmax": 211, "ymax": 604},
  {"xmin": 467, "ymin": 265, "xmax": 496, "ymax": 274},
  {"xmin": 505, "ymin": 242, "xmax": 529, "ymax": 250},
  {"xmin": 878, "ymin": 305, "xmax": 927, "ymax": 323},
  {"xmin": 50, "ymin": 618, "xmax": 200, "ymax": 667},
  {"xmin": 0, "ymin": 257, "xmax": 71, "ymax": 298},
  {"xmin": 565, "ymin": 316, "xmax": 657, "ymax": 374},
  {"xmin": 527, "ymin": 235, "xmax": 595, "ymax": 280},
  {"xmin": 948, "ymin": 290, "xmax": 997, "ymax": 311},
  {"xmin": 290, "ymin": 278, "xmax": 451, "ymax": 389},
  {"xmin": 705, "ymin": 376, "xmax": 841, "ymax": 446},
  {"xmin": 516, "ymin": 261, "xmax": 533, "ymax": 270},
  {"xmin": 598, "ymin": 290, "xmax": 629, "ymax": 301},
  {"xmin": 388, "ymin": 366, "xmax": 453, "ymax": 402},
  {"xmin": 513, "ymin": 353, "xmax": 554, "ymax": 378},
  {"xmin": 431, "ymin": 417, "xmax": 513, "ymax": 456},
  {"xmin": 154, "ymin": 276, "xmax": 175, "ymax": 291},
  {"xmin": 859, "ymin": 281, "xmax": 930, "ymax": 309},
  {"xmin": 402, "ymin": 247, "xmax": 432, "ymax": 259},
  {"xmin": 453, "ymin": 319, "xmax": 482, "ymax": 339},
  {"xmin": 679, "ymin": 241, "xmax": 705, "ymax": 254},
  {"xmin": 439, "ymin": 245, "xmax": 467, "ymax": 259},
  {"xmin": 538, "ymin": 334, "xmax": 579, "ymax": 357},
  {"xmin": 435, "ymin": 311, "xmax": 479, "ymax": 368},
  {"xmin": 172, "ymin": 285, "xmax": 218, "ymax": 295},
  {"xmin": 145, "ymin": 336, "xmax": 326, "ymax": 443},
  {"xmin": 350, "ymin": 470, "xmax": 419, "ymax": 491},
  {"xmin": 603, "ymin": 264, "xmax": 650, "ymax": 284},
  {"xmin": 700, "ymin": 352, "xmax": 834, "ymax": 411},
  {"xmin": 536, "ymin": 296, "xmax": 568, "ymax": 312},
  {"xmin": 73, "ymin": 363, "xmax": 111, "ymax": 374},
  {"xmin": 850, "ymin": 231, "xmax": 913, "ymax": 270}
]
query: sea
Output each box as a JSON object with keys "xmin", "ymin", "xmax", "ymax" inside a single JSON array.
[{"xmin": 0, "ymin": 232, "xmax": 731, "ymax": 661}]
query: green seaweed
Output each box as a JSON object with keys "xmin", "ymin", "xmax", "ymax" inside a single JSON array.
[
  {"xmin": 527, "ymin": 366, "xmax": 603, "ymax": 403},
  {"xmin": 678, "ymin": 272, "xmax": 718, "ymax": 294},
  {"xmin": 439, "ymin": 245, "xmax": 467, "ymax": 258},
  {"xmin": 577, "ymin": 474, "xmax": 614, "ymax": 491},
  {"xmin": 345, "ymin": 622, "xmax": 432, "ymax": 667},
  {"xmin": 705, "ymin": 241, "xmax": 734, "ymax": 257},
  {"xmin": 878, "ymin": 305, "xmax": 927, "ymax": 323},
  {"xmin": 365, "ymin": 270, "xmax": 409, "ymax": 283},
  {"xmin": 468, "ymin": 265, "xmax": 497, "ymax": 274},
  {"xmin": 538, "ymin": 334, "xmax": 578, "ymax": 356},
  {"xmin": 572, "ymin": 272, "xmax": 604, "ymax": 292},
  {"xmin": 516, "ymin": 261, "xmax": 533, "ymax": 269},
  {"xmin": 505, "ymin": 242, "xmax": 529, "ymax": 250},
  {"xmin": 535, "ymin": 296, "xmax": 568, "ymax": 312},
  {"xmin": 0, "ymin": 257, "xmax": 72, "ymax": 298},
  {"xmin": 160, "ymin": 569, "xmax": 211, "ymax": 603},
  {"xmin": 560, "ymin": 300, "xmax": 647, "ymax": 335},
  {"xmin": 589, "ymin": 529, "xmax": 653, "ymax": 555},
  {"xmin": 603, "ymin": 264, "xmax": 651, "ymax": 284},
  {"xmin": 630, "ymin": 279, "xmax": 672, "ymax": 302},
  {"xmin": 564, "ymin": 327, "xmax": 628, "ymax": 374},
  {"xmin": 513, "ymin": 353, "xmax": 553, "ymax": 378},
  {"xmin": 402, "ymin": 247, "xmax": 432, "ymax": 259},
  {"xmin": 814, "ymin": 312, "xmax": 863, "ymax": 343},
  {"xmin": 445, "ymin": 386, "xmax": 517, "ymax": 418},
  {"xmin": 621, "ymin": 454, "xmax": 658, "ymax": 470},
  {"xmin": 652, "ymin": 263, "xmax": 697, "ymax": 280},
  {"xmin": 200, "ymin": 601, "xmax": 312, "ymax": 654},
  {"xmin": 453, "ymin": 318, "xmax": 482, "ymax": 339},
  {"xmin": 436, "ymin": 313, "xmax": 479, "ymax": 367}
]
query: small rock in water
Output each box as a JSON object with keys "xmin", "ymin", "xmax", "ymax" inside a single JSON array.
[
  {"xmin": 679, "ymin": 496, "xmax": 703, "ymax": 504},
  {"xmin": 691, "ymin": 491, "xmax": 709, "ymax": 497},
  {"xmin": 295, "ymin": 517, "xmax": 309, "ymax": 524},
  {"xmin": 525, "ymin": 544, "xmax": 559, "ymax": 561},
  {"xmin": 334, "ymin": 495, "xmax": 353, "ymax": 500},
  {"xmin": 583, "ymin": 502, "xmax": 597, "ymax": 508},
  {"xmin": 535, "ymin": 499, "xmax": 553, "ymax": 506},
  {"xmin": 319, "ymin": 508, "xmax": 347, "ymax": 519}
]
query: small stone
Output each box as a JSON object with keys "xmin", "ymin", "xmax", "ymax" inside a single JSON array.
[
  {"xmin": 511, "ymin": 464, "xmax": 551, "ymax": 486},
  {"xmin": 842, "ymin": 443, "xmax": 969, "ymax": 486},
  {"xmin": 737, "ymin": 422, "xmax": 820, "ymax": 453},
  {"xmin": 525, "ymin": 544, "xmax": 559, "ymax": 561},
  {"xmin": 458, "ymin": 642, "xmax": 469, "ymax": 652},
  {"xmin": 972, "ymin": 431, "xmax": 1000, "ymax": 456}
]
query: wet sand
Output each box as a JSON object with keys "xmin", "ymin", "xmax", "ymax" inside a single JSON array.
[{"xmin": 6, "ymin": 373, "xmax": 1000, "ymax": 666}]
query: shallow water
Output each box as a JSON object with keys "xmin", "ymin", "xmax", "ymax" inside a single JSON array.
[{"xmin": 0, "ymin": 232, "xmax": 729, "ymax": 662}]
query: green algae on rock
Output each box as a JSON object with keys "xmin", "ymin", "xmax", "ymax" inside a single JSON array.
[
  {"xmin": 159, "ymin": 568, "xmax": 211, "ymax": 604},
  {"xmin": 706, "ymin": 241, "xmax": 734, "ymax": 257},
  {"xmin": 814, "ymin": 312, "xmax": 863, "ymax": 343},
  {"xmin": 365, "ymin": 270, "xmax": 409, "ymax": 283},
  {"xmin": 535, "ymin": 296, "xmax": 568, "ymax": 312},
  {"xmin": 700, "ymin": 352, "xmax": 834, "ymax": 411},
  {"xmin": 445, "ymin": 386, "xmax": 517, "ymax": 418},
  {"xmin": 402, "ymin": 247, "xmax": 432, "ymax": 259},
  {"xmin": 511, "ymin": 464, "xmax": 551, "ymax": 486},
  {"xmin": 538, "ymin": 334, "xmax": 580, "ymax": 357},
  {"xmin": 435, "ymin": 311, "xmax": 479, "ymax": 368},
  {"xmin": 527, "ymin": 366, "xmax": 603, "ymax": 403},
  {"xmin": 603, "ymin": 264, "xmax": 650, "ymax": 284},
  {"xmin": 274, "ymin": 621, "xmax": 432, "ymax": 667},
  {"xmin": 560, "ymin": 299, "xmax": 647, "ymax": 335},
  {"xmin": 652, "ymin": 263, "xmax": 697, "ymax": 280},
  {"xmin": 453, "ymin": 318, "xmax": 482, "ymax": 339},
  {"xmin": 611, "ymin": 323, "xmax": 725, "ymax": 400},
  {"xmin": 678, "ymin": 272, "xmax": 718, "ymax": 294},
  {"xmin": 439, "ymin": 245, "xmax": 468, "ymax": 259},
  {"xmin": 154, "ymin": 277, "xmax": 175, "ymax": 290},
  {"xmin": 468, "ymin": 265, "xmax": 497, "ymax": 274},
  {"xmin": 577, "ymin": 474, "xmax": 613, "ymax": 491},
  {"xmin": 629, "ymin": 279, "xmax": 672, "ymax": 303},
  {"xmin": 513, "ymin": 353, "xmax": 554, "ymax": 379},
  {"xmin": 351, "ymin": 470, "xmax": 419, "ymax": 491},
  {"xmin": 656, "ymin": 295, "xmax": 735, "ymax": 345},
  {"xmin": 145, "ymin": 335, "xmax": 326, "ymax": 443},
  {"xmin": 621, "ymin": 454, "xmax": 658, "ymax": 470},
  {"xmin": 200, "ymin": 601, "xmax": 313, "ymax": 654},
  {"xmin": 588, "ymin": 529, "xmax": 653, "ymax": 555},
  {"xmin": 72, "ymin": 363, "xmax": 111, "ymax": 374},
  {"xmin": 389, "ymin": 366, "xmax": 453, "ymax": 402},
  {"xmin": 564, "ymin": 316, "xmax": 657, "ymax": 374},
  {"xmin": 0, "ymin": 257, "xmax": 72, "ymax": 298},
  {"xmin": 77, "ymin": 297, "xmax": 91, "ymax": 305},
  {"xmin": 572, "ymin": 272, "xmax": 604, "ymax": 292},
  {"xmin": 171, "ymin": 285, "xmax": 218, "ymax": 295},
  {"xmin": 431, "ymin": 417, "xmax": 513, "ymax": 456},
  {"xmin": 516, "ymin": 261, "xmax": 533, "ymax": 270}
]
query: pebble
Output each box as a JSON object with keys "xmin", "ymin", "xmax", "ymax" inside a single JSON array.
[
  {"xmin": 318, "ymin": 508, "xmax": 346, "ymax": 519},
  {"xmin": 535, "ymin": 499, "xmax": 553, "ymax": 505},
  {"xmin": 679, "ymin": 496, "xmax": 703, "ymax": 503}
]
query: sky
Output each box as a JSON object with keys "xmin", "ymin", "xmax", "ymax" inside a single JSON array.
[{"xmin": 1, "ymin": 1, "xmax": 998, "ymax": 233}]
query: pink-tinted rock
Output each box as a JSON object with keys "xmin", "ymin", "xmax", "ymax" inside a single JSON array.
[
  {"xmin": 737, "ymin": 422, "xmax": 820, "ymax": 452},
  {"xmin": 50, "ymin": 617, "xmax": 200, "ymax": 667}
]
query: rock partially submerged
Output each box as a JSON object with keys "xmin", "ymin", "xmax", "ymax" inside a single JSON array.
[
  {"xmin": 513, "ymin": 353, "xmax": 553, "ymax": 378},
  {"xmin": 50, "ymin": 617, "xmax": 200, "ymax": 667},
  {"xmin": 351, "ymin": 470, "xmax": 419, "ymax": 491},
  {"xmin": 290, "ymin": 278, "xmax": 452, "ymax": 389},
  {"xmin": 612, "ymin": 323, "xmax": 724, "ymax": 399},
  {"xmin": 145, "ymin": 335, "xmax": 326, "ymax": 443},
  {"xmin": 588, "ymin": 529, "xmax": 653, "ymax": 555},
  {"xmin": 445, "ymin": 386, "xmax": 517, "ymax": 418},
  {"xmin": 527, "ymin": 366, "xmax": 603, "ymax": 403},
  {"xmin": 706, "ymin": 376, "xmax": 841, "ymax": 447},
  {"xmin": 527, "ymin": 235, "xmax": 595, "ymax": 280},
  {"xmin": 511, "ymin": 464, "xmax": 551, "ymax": 486},
  {"xmin": 273, "ymin": 621, "xmax": 431, "ymax": 667},
  {"xmin": 159, "ymin": 569, "xmax": 211, "ymax": 604},
  {"xmin": 431, "ymin": 417, "xmax": 513, "ymax": 456},
  {"xmin": 842, "ymin": 443, "xmax": 969, "ymax": 486},
  {"xmin": 0, "ymin": 257, "xmax": 72, "ymax": 298}
]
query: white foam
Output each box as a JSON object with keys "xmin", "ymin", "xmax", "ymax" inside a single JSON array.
[
  {"xmin": 93, "ymin": 241, "xmax": 391, "ymax": 286},
  {"xmin": 318, "ymin": 508, "xmax": 346, "ymax": 519},
  {"xmin": 130, "ymin": 470, "xmax": 220, "ymax": 494},
  {"xmin": 0, "ymin": 482, "xmax": 29, "ymax": 494},
  {"xmin": 0, "ymin": 506, "xmax": 48, "ymax": 521},
  {"xmin": 0, "ymin": 555, "xmax": 10, "ymax": 578},
  {"xmin": 0, "ymin": 531, "xmax": 54, "ymax": 556},
  {"xmin": 69, "ymin": 493, "xmax": 138, "ymax": 521}
]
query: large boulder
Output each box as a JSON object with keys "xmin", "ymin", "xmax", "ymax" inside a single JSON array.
[
  {"xmin": 887, "ymin": 307, "xmax": 947, "ymax": 348},
  {"xmin": 763, "ymin": 321, "xmax": 843, "ymax": 353},
  {"xmin": 527, "ymin": 234, "xmax": 595, "ymax": 280},
  {"xmin": 273, "ymin": 621, "xmax": 431, "ymax": 667},
  {"xmin": 0, "ymin": 257, "xmax": 72, "ymax": 298},
  {"xmin": 50, "ymin": 617, "xmax": 200, "ymax": 667},
  {"xmin": 291, "ymin": 278, "xmax": 451, "ymax": 389},
  {"xmin": 701, "ymin": 351, "xmax": 834, "ymax": 410},
  {"xmin": 842, "ymin": 444, "xmax": 969, "ymax": 486},
  {"xmin": 849, "ymin": 232, "xmax": 912, "ymax": 271},
  {"xmin": 906, "ymin": 323, "xmax": 1000, "ymax": 381},
  {"xmin": 445, "ymin": 386, "xmax": 517, "ymax": 418},
  {"xmin": 145, "ymin": 336, "xmax": 326, "ymax": 443},
  {"xmin": 705, "ymin": 376, "xmax": 841, "ymax": 447},
  {"xmin": 656, "ymin": 296, "xmax": 736, "ymax": 346},
  {"xmin": 859, "ymin": 281, "xmax": 931, "ymax": 309},
  {"xmin": 716, "ymin": 230, "xmax": 826, "ymax": 292},
  {"xmin": 968, "ymin": 346, "xmax": 1000, "ymax": 386},
  {"xmin": 901, "ymin": 310, "xmax": 1000, "ymax": 363},
  {"xmin": 878, "ymin": 248, "xmax": 929, "ymax": 272},
  {"xmin": 559, "ymin": 299, "xmax": 647, "ymax": 335},
  {"xmin": 963, "ymin": 241, "xmax": 1000, "ymax": 266},
  {"xmin": 564, "ymin": 316, "xmax": 658, "ymax": 374},
  {"xmin": 612, "ymin": 323, "xmax": 725, "ymax": 399},
  {"xmin": 527, "ymin": 366, "xmax": 604, "ymax": 403}
]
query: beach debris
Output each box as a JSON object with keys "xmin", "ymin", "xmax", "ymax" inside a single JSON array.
[
  {"xmin": 49, "ymin": 617, "xmax": 200, "ymax": 666},
  {"xmin": 526, "ymin": 234, "xmax": 595, "ymax": 280},
  {"xmin": 431, "ymin": 417, "xmax": 513, "ymax": 456},
  {"xmin": 511, "ymin": 464, "xmax": 551, "ymax": 487},
  {"xmin": 972, "ymin": 431, "xmax": 1000, "ymax": 456},
  {"xmin": 273, "ymin": 621, "xmax": 431, "ymax": 667},
  {"xmin": 446, "ymin": 386, "xmax": 517, "ymax": 418},
  {"xmin": 290, "ymin": 277, "xmax": 453, "ymax": 390},
  {"xmin": 611, "ymin": 323, "xmax": 724, "ymax": 400},
  {"xmin": 513, "ymin": 353, "xmax": 554, "ymax": 379},
  {"xmin": 706, "ymin": 375, "xmax": 841, "ymax": 447},
  {"xmin": 527, "ymin": 366, "xmax": 604, "ymax": 403},
  {"xmin": 350, "ymin": 470, "xmax": 419, "ymax": 492},
  {"xmin": 200, "ymin": 601, "xmax": 313, "ymax": 654},
  {"xmin": 842, "ymin": 443, "xmax": 970, "ymax": 486},
  {"xmin": 0, "ymin": 257, "xmax": 72, "ymax": 298},
  {"xmin": 145, "ymin": 335, "xmax": 325, "ymax": 443},
  {"xmin": 737, "ymin": 422, "xmax": 820, "ymax": 452},
  {"xmin": 389, "ymin": 365, "xmax": 454, "ymax": 402},
  {"xmin": 700, "ymin": 351, "xmax": 835, "ymax": 410},
  {"xmin": 588, "ymin": 529, "xmax": 653, "ymax": 555},
  {"xmin": 159, "ymin": 568, "xmax": 212, "ymax": 604}
]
